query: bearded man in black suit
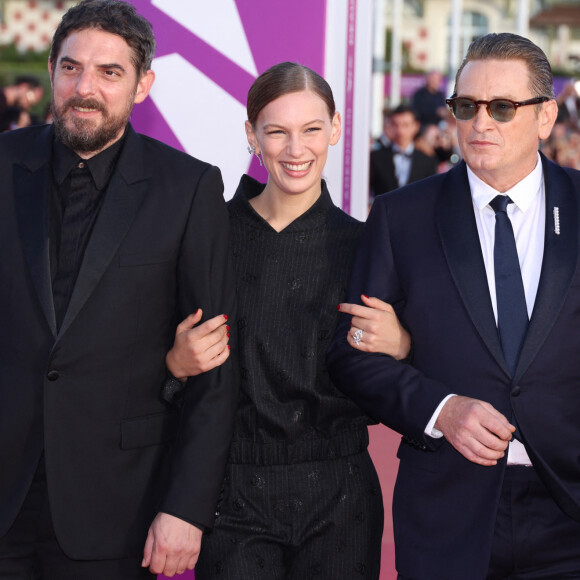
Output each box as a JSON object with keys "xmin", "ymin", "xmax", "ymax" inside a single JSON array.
[{"xmin": 0, "ymin": 1, "xmax": 237, "ymax": 578}]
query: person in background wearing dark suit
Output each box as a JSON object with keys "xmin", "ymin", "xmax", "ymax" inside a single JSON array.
[
  {"xmin": 0, "ymin": 75, "xmax": 44, "ymax": 131},
  {"xmin": 0, "ymin": 1, "xmax": 237, "ymax": 578},
  {"xmin": 371, "ymin": 106, "xmax": 394, "ymax": 150},
  {"xmin": 411, "ymin": 69, "xmax": 447, "ymax": 128},
  {"xmin": 329, "ymin": 33, "xmax": 580, "ymax": 579},
  {"xmin": 369, "ymin": 104, "xmax": 438, "ymax": 197}
]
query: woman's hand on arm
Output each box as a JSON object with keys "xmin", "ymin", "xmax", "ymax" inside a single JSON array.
[
  {"xmin": 338, "ymin": 295, "xmax": 411, "ymax": 360},
  {"xmin": 165, "ymin": 309, "xmax": 230, "ymax": 380}
]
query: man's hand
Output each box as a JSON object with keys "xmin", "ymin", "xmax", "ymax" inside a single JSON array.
[
  {"xmin": 435, "ymin": 395, "xmax": 515, "ymax": 466},
  {"xmin": 142, "ymin": 512, "xmax": 203, "ymax": 576}
]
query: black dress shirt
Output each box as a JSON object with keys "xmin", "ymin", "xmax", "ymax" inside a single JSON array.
[{"xmin": 50, "ymin": 132, "xmax": 126, "ymax": 329}]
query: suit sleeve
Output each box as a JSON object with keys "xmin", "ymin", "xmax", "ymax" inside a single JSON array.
[
  {"xmin": 159, "ymin": 164, "xmax": 238, "ymax": 529},
  {"xmin": 327, "ymin": 195, "xmax": 451, "ymax": 446}
]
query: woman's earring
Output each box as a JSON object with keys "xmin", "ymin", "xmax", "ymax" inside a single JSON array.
[{"xmin": 247, "ymin": 145, "xmax": 263, "ymax": 167}]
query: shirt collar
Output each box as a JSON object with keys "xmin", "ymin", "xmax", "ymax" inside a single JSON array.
[
  {"xmin": 232, "ymin": 175, "xmax": 337, "ymax": 233},
  {"xmin": 393, "ymin": 143, "xmax": 414, "ymax": 156},
  {"xmin": 468, "ymin": 152, "xmax": 543, "ymax": 214},
  {"xmin": 52, "ymin": 128, "xmax": 127, "ymax": 190}
]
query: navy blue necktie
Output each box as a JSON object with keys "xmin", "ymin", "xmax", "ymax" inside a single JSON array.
[{"xmin": 489, "ymin": 195, "xmax": 529, "ymax": 375}]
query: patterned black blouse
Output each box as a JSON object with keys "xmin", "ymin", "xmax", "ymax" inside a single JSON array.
[{"xmin": 227, "ymin": 175, "xmax": 373, "ymax": 466}]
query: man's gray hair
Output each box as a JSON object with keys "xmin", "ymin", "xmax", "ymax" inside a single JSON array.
[{"xmin": 454, "ymin": 33, "xmax": 553, "ymax": 102}]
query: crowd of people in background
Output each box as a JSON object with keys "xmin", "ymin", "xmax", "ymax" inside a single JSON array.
[
  {"xmin": 0, "ymin": 75, "xmax": 45, "ymax": 131},
  {"xmin": 541, "ymin": 77, "xmax": 580, "ymax": 170},
  {"xmin": 370, "ymin": 71, "xmax": 461, "ymax": 200}
]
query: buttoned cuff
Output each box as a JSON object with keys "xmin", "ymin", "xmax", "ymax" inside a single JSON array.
[{"xmin": 425, "ymin": 394, "xmax": 457, "ymax": 438}]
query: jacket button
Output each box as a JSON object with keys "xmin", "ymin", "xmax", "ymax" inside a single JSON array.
[
  {"xmin": 47, "ymin": 370, "xmax": 59, "ymax": 381},
  {"xmin": 511, "ymin": 385, "xmax": 521, "ymax": 397}
]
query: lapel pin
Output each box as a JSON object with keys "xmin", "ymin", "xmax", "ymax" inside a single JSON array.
[{"xmin": 553, "ymin": 207, "xmax": 560, "ymax": 235}]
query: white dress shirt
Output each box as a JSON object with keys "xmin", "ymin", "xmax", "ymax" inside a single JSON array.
[
  {"xmin": 393, "ymin": 144, "xmax": 414, "ymax": 187},
  {"xmin": 426, "ymin": 154, "xmax": 545, "ymax": 465}
]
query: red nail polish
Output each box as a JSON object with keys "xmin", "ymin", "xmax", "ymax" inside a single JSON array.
[
  {"xmin": 223, "ymin": 314, "xmax": 228, "ymax": 320},
  {"xmin": 227, "ymin": 332, "xmax": 230, "ymax": 337},
  {"xmin": 362, "ymin": 294, "xmax": 369, "ymax": 299},
  {"xmin": 227, "ymin": 345, "xmax": 231, "ymax": 350},
  {"xmin": 226, "ymin": 325, "xmax": 230, "ymax": 332},
  {"xmin": 336, "ymin": 304, "xmax": 341, "ymax": 310}
]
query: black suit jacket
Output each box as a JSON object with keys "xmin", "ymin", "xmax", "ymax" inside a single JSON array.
[
  {"xmin": 0, "ymin": 124, "xmax": 238, "ymax": 559},
  {"xmin": 369, "ymin": 144, "xmax": 439, "ymax": 196},
  {"xmin": 328, "ymin": 155, "xmax": 580, "ymax": 579}
]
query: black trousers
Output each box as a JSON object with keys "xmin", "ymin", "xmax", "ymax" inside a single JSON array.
[
  {"xmin": 399, "ymin": 466, "xmax": 580, "ymax": 580},
  {"xmin": 486, "ymin": 466, "xmax": 580, "ymax": 579},
  {"xmin": 195, "ymin": 450, "xmax": 384, "ymax": 580},
  {"xmin": 0, "ymin": 457, "xmax": 154, "ymax": 580}
]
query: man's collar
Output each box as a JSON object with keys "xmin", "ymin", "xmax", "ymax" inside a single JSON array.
[
  {"xmin": 469, "ymin": 152, "xmax": 543, "ymax": 214},
  {"xmin": 393, "ymin": 143, "xmax": 414, "ymax": 156},
  {"xmin": 52, "ymin": 126, "xmax": 128, "ymax": 189}
]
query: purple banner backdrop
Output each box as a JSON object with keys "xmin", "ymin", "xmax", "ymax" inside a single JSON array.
[
  {"xmin": 341, "ymin": 0, "xmax": 357, "ymax": 214},
  {"xmin": 130, "ymin": 0, "xmax": 327, "ymax": 199}
]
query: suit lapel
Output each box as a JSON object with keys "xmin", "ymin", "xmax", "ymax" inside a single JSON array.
[
  {"xmin": 13, "ymin": 126, "xmax": 57, "ymax": 336},
  {"xmin": 58, "ymin": 127, "xmax": 150, "ymax": 338},
  {"xmin": 436, "ymin": 162, "xmax": 508, "ymax": 373},
  {"xmin": 515, "ymin": 155, "xmax": 579, "ymax": 380}
]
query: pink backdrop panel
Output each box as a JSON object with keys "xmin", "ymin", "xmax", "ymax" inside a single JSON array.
[{"xmin": 130, "ymin": 0, "xmax": 326, "ymax": 184}]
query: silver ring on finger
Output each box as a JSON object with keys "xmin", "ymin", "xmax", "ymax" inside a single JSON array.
[{"xmin": 353, "ymin": 329, "xmax": 364, "ymax": 345}]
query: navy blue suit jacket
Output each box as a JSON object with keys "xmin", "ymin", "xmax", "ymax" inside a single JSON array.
[{"xmin": 328, "ymin": 155, "xmax": 580, "ymax": 579}]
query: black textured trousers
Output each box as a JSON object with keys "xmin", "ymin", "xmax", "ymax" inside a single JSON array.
[{"xmin": 196, "ymin": 450, "xmax": 384, "ymax": 580}]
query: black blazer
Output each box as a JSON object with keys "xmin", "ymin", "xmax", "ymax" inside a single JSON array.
[
  {"xmin": 0, "ymin": 124, "xmax": 238, "ymax": 559},
  {"xmin": 328, "ymin": 155, "xmax": 580, "ymax": 579},
  {"xmin": 369, "ymin": 144, "xmax": 439, "ymax": 196}
]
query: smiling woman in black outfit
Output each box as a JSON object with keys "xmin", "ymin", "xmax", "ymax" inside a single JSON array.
[{"xmin": 166, "ymin": 62, "xmax": 410, "ymax": 580}]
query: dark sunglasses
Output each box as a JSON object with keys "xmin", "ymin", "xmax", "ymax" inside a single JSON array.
[{"xmin": 445, "ymin": 96, "xmax": 550, "ymax": 123}]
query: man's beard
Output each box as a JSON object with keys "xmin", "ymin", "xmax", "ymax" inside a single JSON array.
[{"xmin": 51, "ymin": 95, "xmax": 133, "ymax": 155}]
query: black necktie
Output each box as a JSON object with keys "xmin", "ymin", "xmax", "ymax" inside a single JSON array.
[{"xmin": 489, "ymin": 195, "xmax": 528, "ymax": 375}]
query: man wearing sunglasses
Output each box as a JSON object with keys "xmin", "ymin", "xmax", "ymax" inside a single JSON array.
[{"xmin": 330, "ymin": 32, "xmax": 580, "ymax": 579}]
